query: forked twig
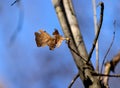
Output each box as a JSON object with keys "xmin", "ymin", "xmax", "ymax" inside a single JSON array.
[
  {"xmin": 87, "ymin": 2, "xmax": 104, "ymax": 63},
  {"xmin": 100, "ymin": 20, "xmax": 116, "ymax": 74},
  {"xmin": 68, "ymin": 73, "xmax": 79, "ymax": 88}
]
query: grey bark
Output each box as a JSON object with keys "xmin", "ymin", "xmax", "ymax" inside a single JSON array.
[
  {"xmin": 52, "ymin": 0, "xmax": 105, "ymax": 88},
  {"xmin": 92, "ymin": 0, "xmax": 99, "ymax": 73}
]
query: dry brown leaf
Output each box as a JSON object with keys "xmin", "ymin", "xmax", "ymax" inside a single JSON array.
[
  {"xmin": 35, "ymin": 29, "xmax": 66, "ymax": 50},
  {"xmin": 35, "ymin": 30, "xmax": 55, "ymax": 50},
  {"xmin": 35, "ymin": 30, "xmax": 51, "ymax": 47},
  {"xmin": 53, "ymin": 29, "xmax": 65, "ymax": 47}
]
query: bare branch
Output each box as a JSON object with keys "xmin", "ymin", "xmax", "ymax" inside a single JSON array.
[
  {"xmin": 9, "ymin": 0, "xmax": 24, "ymax": 45},
  {"xmin": 92, "ymin": 73, "xmax": 120, "ymax": 77},
  {"xmin": 52, "ymin": 1, "xmax": 104, "ymax": 88},
  {"xmin": 11, "ymin": 0, "xmax": 20, "ymax": 6},
  {"xmin": 102, "ymin": 52, "xmax": 120, "ymax": 87},
  {"xmin": 68, "ymin": 73, "xmax": 79, "ymax": 88},
  {"xmin": 63, "ymin": 0, "xmax": 88, "ymax": 62},
  {"xmin": 62, "ymin": 1, "xmax": 103, "ymax": 88},
  {"xmin": 101, "ymin": 20, "xmax": 116, "ymax": 74},
  {"xmin": 109, "ymin": 52, "xmax": 120, "ymax": 72},
  {"xmin": 52, "ymin": 0, "xmax": 86, "ymax": 81},
  {"xmin": 92, "ymin": 0, "xmax": 99, "ymax": 73},
  {"xmin": 87, "ymin": 2, "xmax": 104, "ymax": 63}
]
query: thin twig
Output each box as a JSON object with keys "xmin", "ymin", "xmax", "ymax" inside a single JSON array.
[
  {"xmin": 67, "ymin": 40, "xmax": 87, "ymax": 62},
  {"xmin": 68, "ymin": 73, "xmax": 79, "ymax": 88},
  {"xmin": 9, "ymin": 0, "xmax": 24, "ymax": 46},
  {"xmin": 100, "ymin": 20, "xmax": 116, "ymax": 74},
  {"xmin": 87, "ymin": 2, "xmax": 104, "ymax": 63},
  {"xmin": 92, "ymin": 0, "xmax": 99, "ymax": 73},
  {"xmin": 11, "ymin": 0, "xmax": 20, "ymax": 6},
  {"xmin": 67, "ymin": 40, "xmax": 80, "ymax": 56},
  {"xmin": 92, "ymin": 73, "xmax": 120, "ymax": 77}
]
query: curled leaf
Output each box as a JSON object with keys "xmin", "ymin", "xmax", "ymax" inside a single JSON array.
[
  {"xmin": 53, "ymin": 29, "xmax": 65, "ymax": 47},
  {"xmin": 35, "ymin": 29, "xmax": 66, "ymax": 50},
  {"xmin": 35, "ymin": 30, "xmax": 50, "ymax": 46}
]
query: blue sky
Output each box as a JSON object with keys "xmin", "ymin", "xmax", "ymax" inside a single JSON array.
[{"xmin": 0, "ymin": 0, "xmax": 120, "ymax": 88}]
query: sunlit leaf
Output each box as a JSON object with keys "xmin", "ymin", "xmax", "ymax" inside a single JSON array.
[
  {"xmin": 35, "ymin": 29, "xmax": 66, "ymax": 50},
  {"xmin": 53, "ymin": 29, "xmax": 65, "ymax": 47}
]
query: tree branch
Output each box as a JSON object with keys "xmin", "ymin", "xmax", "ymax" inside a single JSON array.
[
  {"xmin": 92, "ymin": 0, "xmax": 99, "ymax": 73},
  {"xmin": 101, "ymin": 20, "xmax": 116, "ymax": 74},
  {"xmin": 87, "ymin": 2, "xmax": 104, "ymax": 63},
  {"xmin": 92, "ymin": 73, "xmax": 120, "ymax": 77},
  {"xmin": 11, "ymin": 0, "xmax": 20, "ymax": 6},
  {"xmin": 9, "ymin": 0, "xmax": 24, "ymax": 46},
  {"xmin": 102, "ymin": 52, "xmax": 120, "ymax": 87},
  {"xmin": 52, "ymin": 0, "xmax": 85, "ymax": 81},
  {"xmin": 63, "ymin": 0, "xmax": 88, "ymax": 62},
  {"xmin": 52, "ymin": 1, "xmax": 105, "ymax": 88},
  {"xmin": 68, "ymin": 73, "xmax": 79, "ymax": 88}
]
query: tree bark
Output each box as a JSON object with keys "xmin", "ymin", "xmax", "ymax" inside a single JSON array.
[{"xmin": 52, "ymin": 0, "xmax": 105, "ymax": 88}]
